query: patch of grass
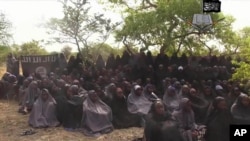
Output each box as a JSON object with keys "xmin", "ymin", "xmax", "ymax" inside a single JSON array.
[{"xmin": 0, "ymin": 100, "xmax": 143, "ymax": 141}]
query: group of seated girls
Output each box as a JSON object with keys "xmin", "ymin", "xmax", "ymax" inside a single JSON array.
[{"xmin": 15, "ymin": 75, "xmax": 250, "ymax": 141}]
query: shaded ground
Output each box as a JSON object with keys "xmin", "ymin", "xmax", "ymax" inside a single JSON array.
[{"xmin": 0, "ymin": 100, "xmax": 143, "ymax": 141}]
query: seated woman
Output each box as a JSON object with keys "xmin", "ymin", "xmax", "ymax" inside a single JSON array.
[
  {"xmin": 143, "ymin": 84, "xmax": 158, "ymax": 101},
  {"xmin": 28, "ymin": 89, "xmax": 59, "ymax": 128},
  {"xmin": 205, "ymin": 96, "xmax": 232, "ymax": 141},
  {"xmin": 110, "ymin": 87, "xmax": 141, "ymax": 129},
  {"xmin": 127, "ymin": 85, "xmax": 152, "ymax": 118},
  {"xmin": 81, "ymin": 90, "xmax": 113, "ymax": 137},
  {"xmin": 172, "ymin": 98, "xmax": 199, "ymax": 141},
  {"xmin": 55, "ymin": 85, "xmax": 83, "ymax": 129},
  {"xmin": 19, "ymin": 81, "xmax": 41, "ymax": 114},
  {"xmin": 231, "ymin": 94, "xmax": 250, "ymax": 124},
  {"xmin": 186, "ymin": 88, "xmax": 209, "ymax": 124},
  {"xmin": 144, "ymin": 100, "xmax": 183, "ymax": 141},
  {"xmin": 163, "ymin": 86, "xmax": 181, "ymax": 113}
]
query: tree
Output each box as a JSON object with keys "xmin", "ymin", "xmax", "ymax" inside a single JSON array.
[
  {"xmin": 12, "ymin": 40, "xmax": 48, "ymax": 56},
  {"xmin": 0, "ymin": 12, "xmax": 12, "ymax": 45},
  {"xmin": 105, "ymin": 0, "xmax": 234, "ymax": 56},
  {"xmin": 46, "ymin": 0, "xmax": 119, "ymax": 59},
  {"xmin": 231, "ymin": 27, "xmax": 250, "ymax": 81},
  {"xmin": 0, "ymin": 45, "xmax": 11, "ymax": 64},
  {"xmin": 61, "ymin": 45, "xmax": 72, "ymax": 60}
]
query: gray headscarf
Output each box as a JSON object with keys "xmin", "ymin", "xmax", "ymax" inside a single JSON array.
[
  {"xmin": 22, "ymin": 81, "xmax": 41, "ymax": 107},
  {"xmin": 81, "ymin": 90, "xmax": 113, "ymax": 136},
  {"xmin": 28, "ymin": 89, "xmax": 59, "ymax": 128},
  {"xmin": 163, "ymin": 86, "xmax": 181, "ymax": 113},
  {"xmin": 127, "ymin": 85, "xmax": 152, "ymax": 115}
]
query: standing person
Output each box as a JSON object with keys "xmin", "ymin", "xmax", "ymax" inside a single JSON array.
[
  {"xmin": 6, "ymin": 53, "xmax": 18, "ymax": 75},
  {"xmin": 29, "ymin": 89, "xmax": 59, "ymax": 128}
]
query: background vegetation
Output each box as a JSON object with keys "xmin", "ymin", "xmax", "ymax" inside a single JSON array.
[{"xmin": 1, "ymin": 0, "xmax": 250, "ymax": 80}]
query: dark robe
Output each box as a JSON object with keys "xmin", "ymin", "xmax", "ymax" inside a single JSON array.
[
  {"xmin": 154, "ymin": 53, "xmax": 168, "ymax": 69},
  {"xmin": 106, "ymin": 54, "xmax": 116, "ymax": 69},
  {"xmin": 67, "ymin": 56, "xmax": 76, "ymax": 74},
  {"xmin": 0, "ymin": 80, "xmax": 9, "ymax": 99},
  {"xmin": 55, "ymin": 94, "xmax": 83, "ymax": 129},
  {"xmin": 115, "ymin": 55, "xmax": 122, "ymax": 69},
  {"xmin": 205, "ymin": 109, "xmax": 232, "ymax": 141},
  {"xmin": 231, "ymin": 94, "xmax": 250, "ymax": 124},
  {"xmin": 145, "ymin": 51, "xmax": 154, "ymax": 66},
  {"xmin": 145, "ymin": 112, "xmax": 183, "ymax": 141},
  {"xmin": 110, "ymin": 95, "xmax": 141, "ymax": 129},
  {"xmin": 120, "ymin": 51, "xmax": 130, "ymax": 66},
  {"xmin": 95, "ymin": 55, "xmax": 105, "ymax": 71},
  {"xmin": 184, "ymin": 94, "xmax": 209, "ymax": 124}
]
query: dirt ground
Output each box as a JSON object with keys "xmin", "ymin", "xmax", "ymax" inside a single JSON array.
[{"xmin": 0, "ymin": 100, "xmax": 143, "ymax": 141}]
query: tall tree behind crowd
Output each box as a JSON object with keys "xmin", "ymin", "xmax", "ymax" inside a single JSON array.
[
  {"xmin": 46, "ymin": 0, "xmax": 120, "ymax": 62},
  {"xmin": 0, "ymin": 12, "xmax": 12, "ymax": 64},
  {"xmin": 0, "ymin": 12, "xmax": 12, "ymax": 45},
  {"xmin": 104, "ymin": 0, "xmax": 236, "ymax": 56}
]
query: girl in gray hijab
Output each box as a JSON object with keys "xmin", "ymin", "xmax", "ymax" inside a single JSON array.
[
  {"xmin": 29, "ymin": 89, "xmax": 59, "ymax": 128},
  {"xmin": 81, "ymin": 90, "xmax": 113, "ymax": 137},
  {"xmin": 20, "ymin": 81, "xmax": 41, "ymax": 114},
  {"xmin": 172, "ymin": 98, "xmax": 199, "ymax": 141},
  {"xmin": 127, "ymin": 85, "xmax": 152, "ymax": 115},
  {"xmin": 142, "ymin": 84, "xmax": 158, "ymax": 101},
  {"xmin": 163, "ymin": 86, "xmax": 181, "ymax": 114}
]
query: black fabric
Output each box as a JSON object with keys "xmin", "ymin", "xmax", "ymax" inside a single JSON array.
[
  {"xmin": 144, "ymin": 112, "xmax": 183, "ymax": 141},
  {"xmin": 110, "ymin": 96, "xmax": 141, "ymax": 129},
  {"xmin": 205, "ymin": 109, "xmax": 232, "ymax": 141},
  {"xmin": 55, "ymin": 95, "xmax": 83, "ymax": 129}
]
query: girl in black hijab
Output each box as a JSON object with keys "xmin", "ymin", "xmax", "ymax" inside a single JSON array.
[
  {"xmin": 231, "ymin": 94, "xmax": 250, "ymax": 124},
  {"xmin": 205, "ymin": 96, "xmax": 232, "ymax": 141},
  {"xmin": 144, "ymin": 100, "xmax": 183, "ymax": 141}
]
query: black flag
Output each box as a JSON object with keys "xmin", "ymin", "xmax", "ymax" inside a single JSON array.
[{"xmin": 203, "ymin": 0, "xmax": 221, "ymax": 13}]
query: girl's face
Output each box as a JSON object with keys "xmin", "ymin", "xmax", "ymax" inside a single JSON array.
[
  {"xmin": 204, "ymin": 88, "xmax": 211, "ymax": 95},
  {"xmin": 89, "ymin": 92, "xmax": 99, "ymax": 103},
  {"xmin": 116, "ymin": 88, "xmax": 124, "ymax": 99},
  {"xmin": 217, "ymin": 100, "xmax": 227, "ymax": 110},
  {"xmin": 147, "ymin": 86, "xmax": 154, "ymax": 93},
  {"xmin": 42, "ymin": 91, "xmax": 49, "ymax": 101},
  {"xmin": 135, "ymin": 88, "xmax": 143, "ymax": 96},
  {"xmin": 155, "ymin": 102, "xmax": 165, "ymax": 115}
]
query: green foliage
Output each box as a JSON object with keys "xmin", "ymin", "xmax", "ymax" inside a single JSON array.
[
  {"xmin": 106, "ymin": 0, "xmax": 235, "ymax": 56},
  {"xmin": 231, "ymin": 27, "xmax": 250, "ymax": 81},
  {"xmin": 46, "ymin": 0, "xmax": 119, "ymax": 56},
  {"xmin": 12, "ymin": 40, "xmax": 48, "ymax": 56},
  {"xmin": 0, "ymin": 12, "xmax": 12, "ymax": 45},
  {"xmin": 0, "ymin": 45, "xmax": 11, "ymax": 64},
  {"xmin": 232, "ymin": 61, "xmax": 250, "ymax": 81}
]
